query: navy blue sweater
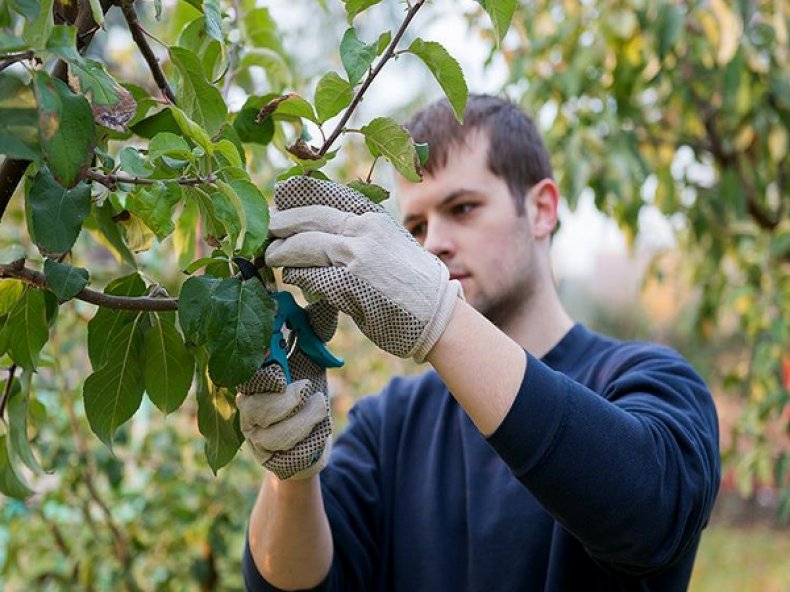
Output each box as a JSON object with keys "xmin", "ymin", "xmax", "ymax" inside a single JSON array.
[{"xmin": 244, "ymin": 324, "xmax": 720, "ymax": 591}]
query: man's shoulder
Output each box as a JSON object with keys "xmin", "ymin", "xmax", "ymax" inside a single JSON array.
[{"xmin": 570, "ymin": 324, "xmax": 703, "ymax": 390}]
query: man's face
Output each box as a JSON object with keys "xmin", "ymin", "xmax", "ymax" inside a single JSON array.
[{"xmin": 396, "ymin": 132, "xmax": 541, "ymax": 326}]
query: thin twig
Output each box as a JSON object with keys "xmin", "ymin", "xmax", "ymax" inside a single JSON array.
[
  {"xmin": 317, "ymin": 0, "xmax": 427, "ymax": 156},
  {"xmin": 0, "ymin": 50, "xmax": 36, "ymax": 73},
  {"xmin": 365, "ymin": 156, "xmax": 379, "ymax": 183},
  {"xmin": 86, "ymin": 169, "xmax": 216, "ymax": 190},
  {"xmin": 118, "ymin": 0, "xmax": 177, "ymax": 105},
  {"xmin": 0, "ymin": 262, "xmax": 179, "ymax": 311},
  {"xmin": 0, "ymin": 364, "xmax": 17, "ymax": 421}
]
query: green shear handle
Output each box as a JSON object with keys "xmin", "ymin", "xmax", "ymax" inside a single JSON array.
[{"xmin": 233, "ymin": 258, "xmax": 344, "ymax": 383}]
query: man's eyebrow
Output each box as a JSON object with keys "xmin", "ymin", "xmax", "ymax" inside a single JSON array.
[{"xmin": 402, "ymin": 189, "xmax": 482, "ymax": 226}]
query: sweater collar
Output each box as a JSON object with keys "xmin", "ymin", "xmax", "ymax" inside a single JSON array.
[{"xmin": 539, "ymin": 323, "xmax": 596, "ymax": 373}]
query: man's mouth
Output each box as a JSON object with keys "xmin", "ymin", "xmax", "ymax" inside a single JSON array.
[{"xmin": 449, "ymin": 273, "xmax": 469, "ymax": 282}]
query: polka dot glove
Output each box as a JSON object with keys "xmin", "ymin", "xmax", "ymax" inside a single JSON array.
[
  {"xmin": 265, "ymin": 176, "xmax": 463, "ymax": 363},
  {"xmin": 235, "ymin": 300, "xmax": 337, "ymax": 480}
]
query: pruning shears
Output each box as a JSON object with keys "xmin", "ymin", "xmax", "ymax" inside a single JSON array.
[{"xmin": 233, "ymin": 257, "xmax": 344, "ymax": 383}]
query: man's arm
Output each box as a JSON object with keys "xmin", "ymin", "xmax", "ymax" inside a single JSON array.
[
  {"xmin": 429, "ymin": 300, "xmax": 719, "ymax": 574},
  {"xmin": 246, "ymin": 474, "xmax": 333, "ymax": 591},
  {"xmin": 425, "ymin": 299, "xmax": 526, "ymax": 436}
]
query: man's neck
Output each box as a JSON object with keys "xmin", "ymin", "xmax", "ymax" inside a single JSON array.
[{"xmin": 499, "ymin": 283, "xmax": 574, "ymax": 359}]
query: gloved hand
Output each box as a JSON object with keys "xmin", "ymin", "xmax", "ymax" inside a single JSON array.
[
  {"xmin": 265, "ymin": 176, "xmax": 463, "ymax": 362},
  {"xmin": 236, "ymin": 299, "xmax": 337, "ymax": 480}
]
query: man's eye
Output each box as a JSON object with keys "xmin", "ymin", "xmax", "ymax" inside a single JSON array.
[
  {"xmin": 452, "ymin": 203, "xmax": 475, "ymax": 216},
  {"xmin": 409, "ymin": 223, "xmax": 426, "ymax": 239}
]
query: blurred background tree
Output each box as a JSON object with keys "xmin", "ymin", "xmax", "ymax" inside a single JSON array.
[
  {"xmin": 493, "ymin": 0, "xmax": 789, "ymax": 515},
  {"xmin": 0, "ymin": 0, "xmax": 788, "ymax": 590}
]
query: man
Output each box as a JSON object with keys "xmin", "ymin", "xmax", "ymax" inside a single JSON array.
[{"xmin": 237, "ymin": 94, "xmax": 720, "ymax": 591}]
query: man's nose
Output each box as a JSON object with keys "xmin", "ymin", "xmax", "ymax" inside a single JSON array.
[{"xmin": 422, "ymin": 220, "xmax": 455, "ymax": 260}]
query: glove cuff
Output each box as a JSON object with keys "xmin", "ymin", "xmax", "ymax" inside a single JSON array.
[
  {"xmin": 287, "ymin": 435, "xmax": 333, "ymax": 480},
  {"xmin": 411, "ymin": 276, "xmax": 464, "ymax": 363}
]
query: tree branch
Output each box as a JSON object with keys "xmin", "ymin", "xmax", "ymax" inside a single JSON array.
[
  {"xmin": 0, "ymin": 261, "xmax": 179, "ymax": 311},
  {"xmin": 118, "ymin": 0, "xmax": 177, "ymax": 105},
  {"xmin": 681, "ymin": 63, "xmax": 781, "ymax": 231},
  {"xmin": 0, "ymin": 0, "xmax": 114, "ymax": 223},
  {"xmin": 0, "ymin": 50, "xmax": 36, "ymax": 73},
  {"xmin": 317, "ymin": 0, "xmax": 426, "ymax": 156},
  {"xmin": 86, "ymin": 169, "xmax": 216, "ymax": 190}
]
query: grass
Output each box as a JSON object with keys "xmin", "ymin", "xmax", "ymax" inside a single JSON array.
[{"xmin": 690, "ymin": 523, "xmax": 790, "ymax": 591}]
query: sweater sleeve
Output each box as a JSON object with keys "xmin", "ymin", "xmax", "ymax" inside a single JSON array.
[
  {"xmin": 486, "ymin": 348, "xmax": 720, "ymax": 576},
  {"xmin": 243, "ymin": 393, "xmax": 386, "ymax": 592}
]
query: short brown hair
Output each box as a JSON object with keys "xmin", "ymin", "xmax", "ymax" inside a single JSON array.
[{"xmin": 404, "ymin": 94, "xmax": 553, "ymax": 215}]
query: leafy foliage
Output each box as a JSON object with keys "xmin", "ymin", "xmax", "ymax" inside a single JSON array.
[
  {"xmin": 504, "ymin": 0, "xmax": 788, "ymax": 504},
  {"xmin": 0, "ymin": 0, "xmax": 474, "ymax": 509}
]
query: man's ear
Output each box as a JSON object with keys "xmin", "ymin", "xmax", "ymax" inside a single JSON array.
[{"xmin": 525, "ymin": 179, "xmax": 559, "ymax": 240}]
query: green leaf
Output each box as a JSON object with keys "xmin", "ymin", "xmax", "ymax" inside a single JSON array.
[
  {"xmin": 84, "ymin": 200, "xmax": 138, "ymax": 268},
  {"xmin": 239, "ymin": 49, "xmax": 292, "ymax": 91},
  {"xmin": 340, "ymin": 28, "xmax": 377, "ymax": 86},
  {"xmin": 242, "ymin": 8, "xmax": 284, "ymax": 53},
  {"xmin": 343, "ymin": 0, "xmax": 383, "ymax": 23},
  {"xmin": 197, "ymin": 381, "xmax": 242, "ymax": 473},
  {"xmin": 0, "ymin": 31, "xmax": 27, "ymax": 52},
  {"xmin": 178, "ymin": 16, "xmax": 226, "ymax": 81},
  {"xmin": 348, "ymin": 180, "xmax": 390, "ymax": 204},
  {"xmin": 0, "ymin": 280, "xmax": 24, "ymax": 315},
  {"xmin": 170, "ymin": 105, "xmax": 215, "ymax": 155},
  {"xmin": 376, "ymin": 31, "xmax": 391, "ymax": 55},
  {"xmin": 479, "ymin": 0, "xmax": 517, "ymax": 43},
  {"xmin": 233, "ymin": 95, "xmax": 276, "ymax": 144},
  {"xmin": 174, "ymin": 199, "xmax": 199, "ymax": 269},
  {"xmin": 178, "ymin": 275, "xmax": 223, "ymax": 346},
  {"xmin": 360, "ymin": 117, "xmax": 421, "ymax": 182},
  {"xmin": 22, "ymin": 0, "xmax": 52, "ymax": 47},
  {"xmin": 87, "ymin": 0, "xmax": 104, "ymax": 26},
  {"xmin": 407, "ymin": 39, "xmax": 468, "ymax": 123},
  {"xmin": 169, "ymin": 46, "xmax": 228, "ymax": 136},
  {"xmin": 0, "ymin": 434, "xmax": 33, "ymax": 499},
  {"xmin": 7, "ymin": 370, "xmax": 44, "ymax": 474},
  {"xmin": 265, "ymin": 93, "xmax": 318, "ymax": 123},
  {"xmin": 27, "ymin": 168, "xmax": 91, "ymax": 254},
  {"xmin": 9, "ymin": 0, "xmax": 39, "ymax": 20},
  {"xmin": 205, "ymin": 278, "xmax": 274, "ymax": 387},
  {"xmin": 43, "ymin": 258, "xmax": 89, "ymax": 303},
  {"xmin": 214, "ymin": 138, "xmax": 243, "ymax": 169},
  {"xmin": 209, "ymin": 185, "xmax": 242, "ymax": 253},
  {"xmin": 7, "ymin": 288, "xmax": 48, "ymax": 371},
  {"xmin": 119, "ymin": 146, "xmax": 155, "ymax": 178},
  {"xmin": 127, "ymin": 183, "xmax": 183, "ymax": 241},
  {"xmin": 87, "ymin": 274, "xmax": 146, "ymax": 369},
  {"xmin": 0, "ymin": 75, "xmax": 41, "ymax": 161},
  {"xmin": 203, "ymin": 0, "xmax": 222, "ymax": 41},
  {"xmin": 314, "ymin": 72, "xmax": 354, "ymax": 124},
  {"xmin": 83, "ymin": 315, "xmax": 146, "ymax": 449},
  {"xmin": 149, "ymin": 132, "xmax": 193, "ymax": 161},
  {"xmin": 131, "ymin": 108, "xmax": 182, "ymax": 139},
  {"xmin": 143, "ymin": 314, "xmax": 195, "ymax": 414},
  {"xmin": 33, "ymin": 70, "xmax": 96, "ymax": 188},
  {"xmin": 414, "ymin": 141, "xmax": 429, "ymax": 167},
  {"xmin": 229, "ymin": 179, "xmax": 269, "ymax": 258},
  {"xmin": 45, "ymin": 25, "xmax": 82, "ymax": 61}
]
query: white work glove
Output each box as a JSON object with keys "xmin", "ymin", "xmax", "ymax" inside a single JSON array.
[
  {"xmin": 265, "ymin": 176, "xmax": 463, "ymax": 362},
  {"xmin": 235, "ymin": 299, "xmax": 337, "ymax": 480}
]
